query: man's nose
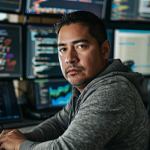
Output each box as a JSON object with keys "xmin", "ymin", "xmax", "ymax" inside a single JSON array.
[{"xmin": 65, "ymin": 48, "xmax": 79, "ymax": 64}]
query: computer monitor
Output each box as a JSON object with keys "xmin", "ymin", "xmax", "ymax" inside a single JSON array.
[
  {"xmin": 114, "ymin": 29, "xmax": 150, "ymax": 76},
  {"xmin": 0, "ymin": 81, "xmax": 21, "ymax": 124},
  {"xmin": 25, "ymin": 0, "xmax": 107, "ymax": 19},
  {"xmin": 0, "ymin": 0, "xmax": 23, "ymax": 13},
  {"xmin": 0, "ymin": 23, "xmax": 23, "ymax": 79},
  {"xmin": 110, "ymin": 0, "xmax": 150, "ymax": 22},
  {"xmin": 106, "ymin": 28, "xmax": 114, "ymax": 59},
  {"xmin": 0, "ymin": 13, "xmax": 7, "ymax": 21},
  {"xmin": 33, "ymin": 78, "xmax": 72, "ymax": 110},
  {"xmin": 26, "ymin": 24, "xmax": 63, "ymax": 79}
]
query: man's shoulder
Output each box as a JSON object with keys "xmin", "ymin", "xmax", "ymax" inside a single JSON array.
[
  {"xmin": 91, "ymin": 73, "xmax": 132, "ymax": 92},
  {"xmin": 83, "ymin": 74, "xmax": 136, "ymax": 105}
]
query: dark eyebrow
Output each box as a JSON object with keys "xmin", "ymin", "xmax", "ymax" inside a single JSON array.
[
  {"xmin": 58, "ymin": 39, "xmax": 89, "ymax": 47},
  {"xmin": 72, "ymin": 39, "xmax": 89, "ymax": 44},
  {"xmin": 57, "ymin": 43, "xmax": 66, "ymax": 47}
]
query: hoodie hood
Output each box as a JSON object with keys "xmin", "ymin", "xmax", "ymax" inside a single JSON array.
[
  {"xmin": 72, "ymin": 59, "xmax": 144, "ymax": 98},
  {"xmin": 97, "ymin": 59, "xmax": 144, "ymax": 95}
]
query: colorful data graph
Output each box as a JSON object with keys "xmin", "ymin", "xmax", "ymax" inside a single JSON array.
[
  {"xmin": 65, "ymin": 0, "xmax": 92, "ymax": 3},
  {"xmin": 0, "ymin": 0, "xmax": 19, "ymax": 5},
  {"xmin": 0, "ymin": 30, "xmax": 17, "ymax": 71},
  {"xmin": 52, "ymin": 92, "xmax": 72, "ymax": 106},
  {"xmin": 49, "ymin": 84, "xmax": 72, "ymax": 106},
  {"xmin": 111, "ymin": 0, "xmax": 130, "ymax": 20}
]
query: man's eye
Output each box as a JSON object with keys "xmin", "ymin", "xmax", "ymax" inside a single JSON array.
[
  {"xmin": 59, "ymin": 48, "xmax": 66, "ymax": 52},
  {"xmin": 78, "ymin": 45, "xmax": 86, "ymax": 49}
]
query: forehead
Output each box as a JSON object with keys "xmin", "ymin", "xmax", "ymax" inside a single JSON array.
[{"xmin": 57, "ymin": 23, "xmax": 91, "ymax": 43}]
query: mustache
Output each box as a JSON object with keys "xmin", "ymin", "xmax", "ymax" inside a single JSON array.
[{"xmin": 65, "ymin": 65, "xmax": 84, "ymax": 74}]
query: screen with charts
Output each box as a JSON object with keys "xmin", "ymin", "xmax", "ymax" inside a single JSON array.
[
  {"xmin": 106, "ymin": 28, "xmax": 114, "ymax": 59},
  {"xmin": 110, "ymin": 0, "xmax": 150, "ymax": 22},
  {"xmin": 0, "ymin": 0, "xmax": 23, "ymax": 13},
  {"xmin": 33, "ymin": 78, "xmax": 72, "ymax": 110},
  {"xmin": 25, "ymin": 0, "xmax": 107, "ymax": 18},
  {"xmin": 26, "ymin": 25, "xmax": 63, "ymax": 79},
  {"xmin": 114, "ymin": 29, "xmax": 150, "ymax": 76},
  {"xmin": 0, "ymin": 81, "xmax": 21, "ymax": 124},
  {"xmin": 0, "ymin": 24, "xmax": 23, "ymax": 79}
]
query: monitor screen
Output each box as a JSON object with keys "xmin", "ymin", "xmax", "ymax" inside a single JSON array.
[
  {"xmin": 0, "ymin": 24, "xmax": 23, "ymax": 79},
  {"xmin": 114, "ymin": 29, "xmax": 150, "ymax": 76},
  {"xmin": 106, "ymin": 28, "xmax": 114, "ymax": 59},
  {"xmin": 25, "ymin": 0, "xmax": 107, "ymax": 19},
  {"xmin": 0, "ymin": 13, "xmax": 7, "ymax": 21},
  {"xmin": 0, "ymin": 81, "xmax": 21, "ymax": 124},
  {"xmin": 33, "ymin": 78, "xmax": 72, "ymax": 110},
  {"xmin": 0, "ymin": 0, "xmax": 23, "ymax": 13},
  {"xmin": 26, "ymin": 24, "xmax": 63, "ymax": 79},
  {"xmin": 110, "ymin": 0, "xmax": 150, "ymax": 22}
]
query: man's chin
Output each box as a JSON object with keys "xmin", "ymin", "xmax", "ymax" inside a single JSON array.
[{"xmin": 68, "ymin": 78, "xmax": 90, "ymax": 87}]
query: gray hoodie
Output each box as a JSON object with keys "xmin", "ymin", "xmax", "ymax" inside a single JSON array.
[{"xmin": 21, "ymin": 59, "xmax": 150, "ymax": 150}]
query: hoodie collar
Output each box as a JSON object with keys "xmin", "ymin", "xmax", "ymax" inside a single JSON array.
[{"xmin": 97, "ymin": 59, "xmax": 131, "ymax": 78}]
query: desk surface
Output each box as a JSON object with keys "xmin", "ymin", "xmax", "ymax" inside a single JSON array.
[
  {"xmin": 18, "ymin": 125, "xmax": 37, "ymax": 133},
  {"xmin": 2, "ymin": 118, "xmax": 44, "ymax": 130}
]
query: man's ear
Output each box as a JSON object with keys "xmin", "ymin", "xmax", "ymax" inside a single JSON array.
[{"xmin": 101, "ymin": 40, "xmax": 111, "ymax": 59}]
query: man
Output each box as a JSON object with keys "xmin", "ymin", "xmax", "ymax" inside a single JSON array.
[{"xmin": 0, "ymin": 11, "xmax": 150, "ymax": 150}]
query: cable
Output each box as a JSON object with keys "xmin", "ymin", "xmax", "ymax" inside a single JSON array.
[
  {"xmin": 0, "ymin": 123, "xmax": 4, "ymax": 133},
  {"xmin": 15, "ymin": 87, "xmax": 26, "ymax": 94},
  {"xmin": 15, "ymin": 80, "xmax": 33, "ymax": 96},
  {"xmin": 147, "ymin": 79, "xmax": 150, "ymax": 116},
  {"xmin": 23, "ymin": 15, "xmax": 29, "ymax": 25}
]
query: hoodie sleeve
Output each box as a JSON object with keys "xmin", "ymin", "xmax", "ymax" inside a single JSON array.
[{"xmin": 21, "ymin": 96, "xmax": 72, "ymax": 143}]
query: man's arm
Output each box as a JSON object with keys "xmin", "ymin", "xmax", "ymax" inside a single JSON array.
[
  {"xmin": 27, "ymin": 97, "xmax": 73, "ymax": 142},
  {"xmin": 27, "ymin": 102, "xmax": 71, "ymax": 142},
  {"xmin": 23, "ymin": 132, "xmax": 35, "ymax": 141},
  {"xmin": 0, "ymin": 96, "xmax": 73, "ymax": 150}
]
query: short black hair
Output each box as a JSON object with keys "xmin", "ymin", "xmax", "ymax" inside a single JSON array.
[{"xmin": 54, "ymin": 11, "xmax": 107, "ymax": 47}]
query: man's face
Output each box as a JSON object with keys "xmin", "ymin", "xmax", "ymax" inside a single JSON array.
[{"xmin": 58, "ymin": 23, "xmax": 109, "ymax": 93}]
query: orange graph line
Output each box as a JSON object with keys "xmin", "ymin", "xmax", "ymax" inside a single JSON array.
[{"xmin": 0, "ymin": 0, "xmax": 19, "ymax": 5}]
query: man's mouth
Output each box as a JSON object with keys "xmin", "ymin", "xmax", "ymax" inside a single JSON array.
[
  {"xmin": 67, "ymin": 68, "xmax": 81, "ymax": 74},
  {"xmin": 65, "ymin": 65, "xmax": 84, "ymax": 75}
]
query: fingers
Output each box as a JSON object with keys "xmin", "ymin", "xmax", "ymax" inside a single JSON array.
[
  {"xmin": 0, "ymin": 143, "xmax": 5, "ymax": 150},
  {"xmin": 0, "ymin": 130, "xmax": 13, "ymax": 142},
  {"xmin": 0, "ymin": 129, "xmax": 12, "ymax": 138},
  {"xmin": 0, "ymin": 129, "xmax": 27, "ymax": 150},
  {"xmin": 0, "ymin": 134, "xmax": 6, "ymax": 142},
  {"xmin": 0, "ymin": 129, "xmax": 19, "ymax": 138},
  {"xmin": 0, "ymin": 134, "xmax": 7, "ymax": 150},
  {"xmin": 0, "ymin": 129, "xmax": 18, "ymax": 150}
]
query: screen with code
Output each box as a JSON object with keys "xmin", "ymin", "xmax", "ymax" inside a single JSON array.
[
  {"xmin": 0, "ymin": 81, "xmax": 21, "ymax": 123},
  {"xmin": 110, "ymin": 0, "xmax": 150, "ymax": 22},
  {"xmin": 0, "ymin": 0, "xmax": 23, "ymax": 13},
  {"xmin": 33, "ymin": 78, "xmax": 72, "ymax": 110},
  {"xmin": 26, "ymin": 25, "xmax": 63, "ymax": 79},
  {"xmin": 107, "ymin": 28, "xmax": 114, "ymax": 59},
  {"xmin": 25, "ymin": 0, "xmax": 107, "ymax": 18},
  {"xmin": 0, "ymin": 24, "xmax": 23, "ymax": 79},
  {"xmin": 114, "ymin": 29, "xmax": 150, "ymax": 76}
]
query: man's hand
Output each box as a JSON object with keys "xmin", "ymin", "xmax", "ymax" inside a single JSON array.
[{"xmin": 0, "ymin": 129, "xmax": 27, "ymax": 150}]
